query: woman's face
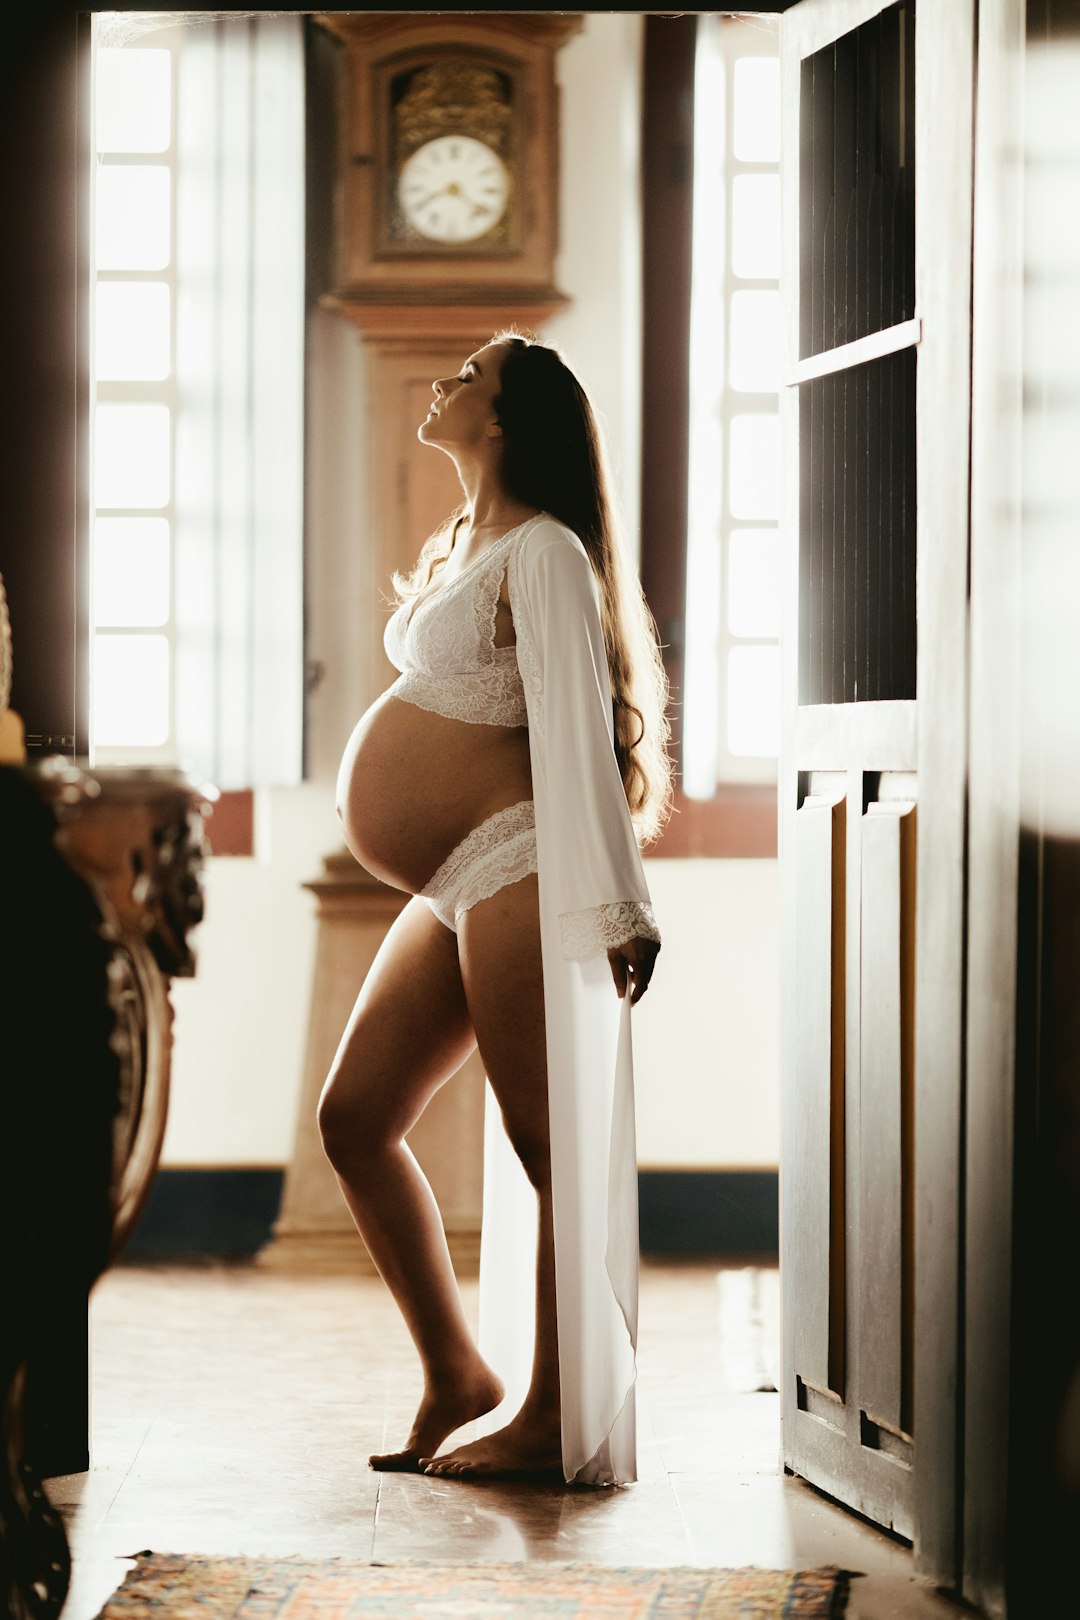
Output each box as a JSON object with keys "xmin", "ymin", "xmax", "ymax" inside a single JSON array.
[{"xmin": 419, "ymin": 340, "xmax": 510, "ymax": 454}]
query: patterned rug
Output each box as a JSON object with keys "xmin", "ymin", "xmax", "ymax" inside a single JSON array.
[{"xmin": 96, "ymin": 1553, "xmax": 852, "ymax": 1618}]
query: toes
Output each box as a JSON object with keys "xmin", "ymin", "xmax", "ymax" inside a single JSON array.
[
  {"xmin": 421, "ymin": 1456, "xmax": 468, "ymax": 1478},
  {"xmin": 369, "ymin": 1451, "xmax": 423, "ymax": 1474},
  {"xmin": 429, "ymin": 1459, "xmax": 480, "ymax": 1480}
]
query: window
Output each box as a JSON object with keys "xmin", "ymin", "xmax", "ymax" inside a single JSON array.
[
  {"xmin": 92, "ymin": 42, "xmax": 176, "ymax": 756},
  {"xmin": 89, "ymin": 18, "xmax": 305, "ymax": 788},
  {"xmin": 684, "ymin": 16, "xmax": 782, "ymax": 795}
]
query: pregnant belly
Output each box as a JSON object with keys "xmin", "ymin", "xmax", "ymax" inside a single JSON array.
[{"xmin": 336, "ymin": 692, "xmax": 533, "ymax": 893}]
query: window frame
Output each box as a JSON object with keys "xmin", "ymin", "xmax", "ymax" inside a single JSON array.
[
  {"xmin": 87, "ymin": 16, "xmax": 306, "ymax": 794},
  {"xmin": 640, "ymin": 13, "xmax": 778, "ymax": 857},
  {"xmin": 91, "ymin": 27, "xmax": 181, "ymax": 766},
  {"xmin": 686, "ymin": 16, "xmax": 782, "ymax": 791}
]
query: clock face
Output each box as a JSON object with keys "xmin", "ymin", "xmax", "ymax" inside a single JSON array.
[{"xmin": 397, "ymin": 135, "xmax": 510, "ymax": 245}]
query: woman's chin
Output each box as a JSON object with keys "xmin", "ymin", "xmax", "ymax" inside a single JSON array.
[{"xmin": 417, "ymin": 420, "xmax": 453, "ymax": 454}]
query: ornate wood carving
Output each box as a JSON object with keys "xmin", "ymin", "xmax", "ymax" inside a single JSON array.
[
  {"xmin": 0, "ymin": 760, "xmax": 212, "ymax": 1620},
  {"xmin": 314, "ymin": 11, "xmax": 581, "ymax": 308}
]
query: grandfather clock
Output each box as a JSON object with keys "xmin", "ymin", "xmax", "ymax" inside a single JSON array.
[{"xmin": 263, "ymin": 14, "xmax": 581, "ymax": 1279}]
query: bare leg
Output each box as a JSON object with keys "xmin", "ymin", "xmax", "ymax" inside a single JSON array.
[
  {"xmin": 422, "ymin": 873, "xmax": 564, "ymax": 1482},
  {"xmin": 317, "ymin": 897, "xmax": 504, "ymax": 1470}
]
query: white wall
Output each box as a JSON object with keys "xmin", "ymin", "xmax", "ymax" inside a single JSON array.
[
  {"xmin": 163, "ymin": 14, "xmax": 780, "ymax": 1172},
  {"xmin": 546, "ymin": 14, "xmax": 644, "ymax": 553},
  {"xmin": 163, "ymin": 785, "xmax": 326, "ymax": 1166},
  {"xmin": 636, "ymin": 859, "xmax": 779, "ymax": 1167}
]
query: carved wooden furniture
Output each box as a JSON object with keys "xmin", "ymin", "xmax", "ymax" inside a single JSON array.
[
  {"xmin": 316, "ymin": 12, "xmax": 581, "ymax": 322},
  {"xmin": 0, "ymin": 758, "xmax": 211, "ymax": 1620}
]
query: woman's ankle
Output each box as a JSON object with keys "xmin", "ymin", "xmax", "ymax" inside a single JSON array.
[
  {"xmin": 513, "ymin": 1396, "xmax": 562, "ymax": 1434},
  {"xmin": 421, "ymin": 1353, "xmax": 500, "ymax": 1393}
]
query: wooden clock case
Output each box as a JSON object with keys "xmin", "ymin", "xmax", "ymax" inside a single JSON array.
[{"xmin": 315, "ymin": 11, "xmax": 582, "ymax": 336}]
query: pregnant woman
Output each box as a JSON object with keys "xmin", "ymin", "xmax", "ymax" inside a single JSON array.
[{"xmin": 321, "ymin": 331, "xmax": 671, "ymax": 1486}]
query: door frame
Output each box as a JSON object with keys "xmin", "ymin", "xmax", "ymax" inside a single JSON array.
[
  {"xmin": 962, "ymin": 0, "xmax": 1025, "ymax": 1611},
  {"xmin": 778, "ymin": 0, "xmax": 976, "ymax": 1591},
  {"xmin": 910, "ymin": 0, "xmax": 976, "ymax": 1591}
]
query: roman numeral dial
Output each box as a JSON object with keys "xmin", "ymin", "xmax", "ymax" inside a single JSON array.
[{"xmin": 397, "ymin": 136, "xmax": 510, "ymax": 244}]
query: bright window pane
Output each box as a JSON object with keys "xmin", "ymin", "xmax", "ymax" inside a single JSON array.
[
  {"xmin": 733, "ymin": 58, "xmax": 781, "ymax": 162},
  {"xmin": 94, "ymin": 517, "xmax": 170, "ymax": 627},
  {"xmin": 94, "ymin": 633, "xmax": 169, "ymax": 745},
  {"xmin": 95, "ymin": 282, "xmax": 170, "ymax": 381},
  {"xmin": 96, "ymin": 166, "xmax": 170, "ymax": 270},
  {"xmin": 729, "ymin": 414, "xmax": 780, "ymax": 518},
  {"xmin": 96, "ymin": 47, "xmax": 171, "ymax": 153},
  {"xmin": 96, "ymin": 403, "xmax": 170, "ymax": 508},
  {"xmin": 728, "ymin": 644, "xmax": 780, "ymax": 756},
  {"xmin": 731, "ymin": 173, "xmax": 780, "ymax": 279},
  {"xmin": 729, "ymin": 530, "xmax": 781, "ymax": 637},
  {"xmin": 730, "ymin": 290, "xmax": 782, "ymax": 391},
  {"xmin": 683, "ymin": 505, "xmax": 723, "ymax": 802}
]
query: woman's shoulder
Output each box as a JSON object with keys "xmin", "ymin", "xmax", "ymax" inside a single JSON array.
[
  {"xmin": 512, "ymin": 518, "xmax": 599, "ymax": 624},
  {"xmin": 518, "ymin": 514, "xmax": 590, "ymax": 573}
]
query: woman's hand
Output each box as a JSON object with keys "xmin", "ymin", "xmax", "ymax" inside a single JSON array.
[{"xmin": 607, "ymin": 936, "xmax": 661, "ymax": 1005}]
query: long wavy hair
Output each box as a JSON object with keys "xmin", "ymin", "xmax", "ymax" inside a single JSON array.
[{"xmin": 397, "ymin": 331, "xmax": 672, "ymax": 844}]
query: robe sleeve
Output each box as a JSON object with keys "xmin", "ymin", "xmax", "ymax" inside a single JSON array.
[{"xmin": 512, "ymin": 521, "xmax": 661, "ymax": 963}]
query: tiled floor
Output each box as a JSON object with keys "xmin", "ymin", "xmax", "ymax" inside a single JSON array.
[{"xmin": 46, "ymin": 1261, "xmax": 971, "ymax": 1619}]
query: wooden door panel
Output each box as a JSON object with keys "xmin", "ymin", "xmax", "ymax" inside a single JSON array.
[
  {"xmin": 793, "ymin": 786, "xmax": 847, "ymax": 1398},
  {"xmin": 784, "ymin": 766, "xmax": 916, "ymax": 1541},
  {"xmin": 859, "ymin": 791, "xmax": 916, "ymax": 1442}
]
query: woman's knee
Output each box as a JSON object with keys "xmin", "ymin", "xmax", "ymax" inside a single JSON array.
[
  {"xmin": 316, "ymin": 1078, "xmax": 359, "ymax": 1167},
  {"xmin": 316, "ymin": 1068, "xmax": 402, "ymax": 1169}
]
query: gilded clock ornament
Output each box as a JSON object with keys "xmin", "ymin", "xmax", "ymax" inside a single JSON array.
[{"xmin": 394, "ymin": 62, "xmax": 512, "ymax": 160}]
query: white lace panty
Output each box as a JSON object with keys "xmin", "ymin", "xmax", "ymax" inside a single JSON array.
[{"xmin": 421, "ymin": 801, "xmax": 538, "ymax": 933}]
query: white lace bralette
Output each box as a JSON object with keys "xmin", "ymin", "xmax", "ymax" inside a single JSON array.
[{"xmin": 383, "ymin": 518, "xmax": 539, "ymax": 727}]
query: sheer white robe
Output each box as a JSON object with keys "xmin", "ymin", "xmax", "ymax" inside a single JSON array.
[{"xmin": 477, "ymin": 517, "xmax": 659, "ymax": 1486}]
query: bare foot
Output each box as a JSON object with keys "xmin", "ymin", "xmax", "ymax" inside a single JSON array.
[
  {"xmin": 369, "ymin": 1364, "xmax": 505, "ymax": 1473},
  {"xmin": 420, "ymin": 1409, "xmax": 563, "ymax": 1483}
]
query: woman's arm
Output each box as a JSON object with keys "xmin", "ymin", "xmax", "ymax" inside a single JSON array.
[{"xmin": 513, "ymin": 522, "xmax": 661, "ymax": 989}]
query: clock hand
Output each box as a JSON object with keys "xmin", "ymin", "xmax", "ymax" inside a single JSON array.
[{"xmin": 412, "ymin": 187, "xmax": 451, "ymax": 210}]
